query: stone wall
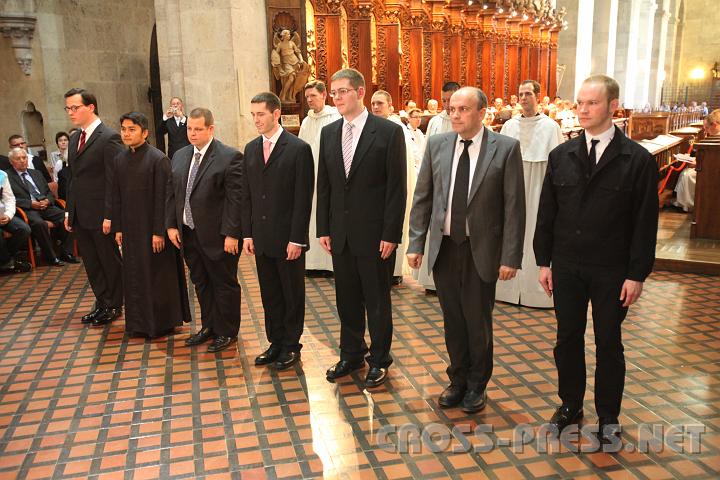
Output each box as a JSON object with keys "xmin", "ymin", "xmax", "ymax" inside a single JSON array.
[{"xmin": 0, "ymin": 0, "xmax": 155, "ymax": 151}]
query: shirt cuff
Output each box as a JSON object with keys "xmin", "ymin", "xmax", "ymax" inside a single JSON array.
[
  {"xmin": 290, "ymin": 242, "xmax": 306, "ymax": 247},
  {"xmin": 162, "ymin": 115, "xmax": 169, "ymax": 121}
]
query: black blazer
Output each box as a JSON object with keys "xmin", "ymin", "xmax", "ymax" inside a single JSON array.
[
  {"xmin": 66, "ymin": 122, "xmax": 124, "ymax": 229},
  {"xmin": 241, "ymin": 129, "xmax": 314, "ymax": 258},
  {"xmin": 159, "ymin": 117, "xmax": 191, "ymax": 159},
  {"xmin": 165, "ymin": 139, "xmax": 243, "ymax": 260},
  {"xmin": 316, "ymin": 112, "xmax": 407, "ymax": 256},
  {"xmin": 534, "ymin": 126, "xmax": 659, "ymax": 281},
  {"xmin": 6, "ymin": 168, "xmax": 58, "ymax": 211}
]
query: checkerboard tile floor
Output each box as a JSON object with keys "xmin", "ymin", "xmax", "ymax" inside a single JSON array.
[{"xmin": 0, "ymin": 259, "xmax": 718, "ymax": 479}]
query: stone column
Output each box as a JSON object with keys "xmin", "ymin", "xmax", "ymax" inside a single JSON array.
[
  {"xmin": 573, "ymin": 0, "xmax": 594, "ymax": 99},
  {"xmin": 634, "ymin": 0, "xmax": 658, "ymax": 107},
  {"xmin": 648, "ymin": 0, "xmax": 670, "ymax": 106},
  {"xmin": 154, "ymin": 0, "xmax": 270, "ymax": 148},
  {"xmin": 556, "ymin": 0, "xmax": 577, "ymax": 100}
]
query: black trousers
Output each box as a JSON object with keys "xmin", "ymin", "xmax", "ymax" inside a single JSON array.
[
  {"xmin": 552, "ymin": 261, "xmax": 628, "ymax": 419},
  {"xmin": 25, "ymin": 206, "xmax": 72, "ymax": 262},
  {"xmin": 0, "ymin": 217, "xmax": 31, "ymax": 264},
  {"xmin": 182, "ymin": 227, "xmax": 241, "ymax": 337},
  {"xmin": 75, "ymin": 225, "xmax": 123, "ymax": 309},
  {"xmin": 332, "ymin": 242, "xmax": 394, "ymax": 368},
  {"xmin": 433, "ymin": 237, "xmax": 496, "ymax": 391},
  {"xmin": 256, "ymin": 252, "xmax": 305, "ymax": 352}
]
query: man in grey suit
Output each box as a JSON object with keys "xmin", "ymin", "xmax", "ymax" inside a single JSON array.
[{"xmin": 407, "ymin": 87, "xmax": 525, "ymax": 413}]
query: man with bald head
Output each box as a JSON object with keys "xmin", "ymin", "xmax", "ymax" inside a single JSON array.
[{"xmin": 408, "ymin": 87, "xmax": 525, "ymax": 413}]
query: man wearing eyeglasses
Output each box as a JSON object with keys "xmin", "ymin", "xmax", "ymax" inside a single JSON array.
[
  {"xmin": 3, "ymin": 135, "xmax": 52, "ymax": 182},
  {"xmin": 316, "ymin": 68, "xmax": 407, "ymax": 388},
  {"xmin": 63, "ymin": 88, "xmax": 125, "ymax": 327}
]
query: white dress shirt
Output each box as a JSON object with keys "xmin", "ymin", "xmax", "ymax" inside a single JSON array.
[
  {"xmin": 262, "ymin": 126, "xmax": 284, "ymax": 157},
  {"xmin": 182, "ymin": 138, "xmax": 213, "ymax": 226},
  {"xmin": 82, "ymin": 118, "xmax": 102, "ymax": 146},
  {"xmin": 342, "ymin": 108, "xmax": 369, "ymax": 159},
  {"xmin": 0, "ymin": 173, "xmax": 16, "ymax": 219},
  {"xmin": 15, "ymin": 169, "xmax": 42, "ymax": 200},
  {"xmin": 163, "ymin": 114, "xmax": 187, "ymax": 126},
  {"xmin": 444, "ymin": 127, "xmax": 485, "ymax": 236},
  {"xmin": 585, "ymin": 124, "xmax": 615, "ymax": 163}
]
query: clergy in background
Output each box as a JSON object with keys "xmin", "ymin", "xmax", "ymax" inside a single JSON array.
[
  {"xmin": 370, "ymin": 90, "xmax": 417, "ymax": 284},
  {"xmin": 497, "ymin": 80, "xmax": 564, "ymax": 308},
  {"xmin": 113, "ymin": 112, "xmax": 191, "ymax": 338},
  {"xmin": 298, "ymin": 80, "xmax": 340, "ymax": 276}
]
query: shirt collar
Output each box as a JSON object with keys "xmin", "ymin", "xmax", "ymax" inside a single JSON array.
[
  {"xmin": 83, "ymin": 117, "xmax": 102, "ymax": 139},
  {"xmin": 343, "ymin": 108, "xmax": 369, "ymax": 130},
  {"xmin": 193, "ymin": 137, "xmax": 214, "ymax": 158},
  {"xmin": 586, "ymin": 124, "xmax": 615, "ymax": 147},
  {"xmin": 263, "ymin": 126, "xmax": 284, "ymax": 145},
  {"xmin": 456, "ymin": 126, "xmax": 485, "ymax": 148}
]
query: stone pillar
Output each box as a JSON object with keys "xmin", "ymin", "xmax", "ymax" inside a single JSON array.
[
  {"xmin": 154, "ymin": 0, "xmax": 270, "ymax": 148},
  {"xmin": 573, "ymin": 0, "xmax": 594, "ymax": 98},
  {"xmin": 622, "ymin": 0, "xmax": 643, "ymax": 107},
  {"xmin": 590, "ymin": 0, "xmax": 612, "ymax": 75},
  {"xmin": 556, "ymin": 0, "xmax": 578, "ymax": 100},
  {"xmin": 648, "ymin": 0, "xmax": 670, "ymax": 106},
  {"xmin": 634, "ymin": 0, "xmax": 658, "ymax": 107}
]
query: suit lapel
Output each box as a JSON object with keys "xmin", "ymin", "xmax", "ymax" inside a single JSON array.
[
  {"xmin": 12, "ymin": 170, "xmax": 30, "ymax": 194},
  {"xmin": 468, "ymin": 128, "xmax": 495, "ymax": 203},
  {"xmin": 347, "ymin": 114, "xmax": 377, "ymax": 181},
  {"xmin": 591, "ymin": 127, "xmax": 623, "ymax": 178},
  {"xmin": 191, "ymin": 139, "xmax": 216, "ymax": 190},
  {"xmin": 181, "ymin": 148, "xmax": 193, "ymax": 194},
  {"xmin": 77, "ymin": 122, "xmax": 102, "ymax": 157},
  {"xmin": 439, "ymin": 134, "xmax": 457, "ymax": 207}
]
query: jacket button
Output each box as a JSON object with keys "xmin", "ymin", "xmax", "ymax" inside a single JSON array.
[
  {"xmin": 262, "ymin": 215, "xmax": 266, "ymax": 220},
  {"xmin": 261, "ymin": 194, "xmax": 266, "ymax": 199},
  {"xmin": 575, "ymin": 229, "xmax": 581, "ymax": 235},
  {"xmin": 344, "ymin": 210, "xmax": 349, "ymax": 214}
]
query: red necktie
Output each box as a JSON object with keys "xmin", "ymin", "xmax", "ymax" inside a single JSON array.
[{"xmin": 78, "ymin": 130, "xmax": 87, "ymax": 153}]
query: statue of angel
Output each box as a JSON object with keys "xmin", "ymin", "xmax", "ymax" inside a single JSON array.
[{"xmin": 271, "ymin": 29, "xmax": 309, "ymax": 103}]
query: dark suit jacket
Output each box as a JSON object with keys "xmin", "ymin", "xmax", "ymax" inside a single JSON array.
[
  {"xmin": 1, "ymin": 154, "xmax": 51, "ymax": 182},
  {"xmin": 408, "ymin": 128, "xmax": 526, "ymax": 282},
  {"xmin": 0, "ymin": 155, "xmax": 8, "ymax": 171},
  {"xmin": 159, "ymin": 117, "xmax": 191, "ymax": 159},
  {"xmin": 241, "ymin": 129, "xmax": 314, "ymax": 258},
  {"xmin": 316, "ymin": 112, "xmax": 407, "ymax": 256},
  {"xmin": 165, "ymin": 139, "xmax": 243, "ymax": 260},
  {"xmin": 6, "ymin": 168, "xmax": 60, "ymax": 211},
  {"xmin": 66, "ymin": 122, "xmax": 124, "ymax": 229},
  {"xmin": 534, "ymin": 126, "xmax": 659, "ymax": 281}
]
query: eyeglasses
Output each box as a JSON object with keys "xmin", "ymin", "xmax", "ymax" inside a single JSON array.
[
  {"xmin": 10, "ymin": 141, "xmax": 27, "ymax": 148},
  {"xmin": 329, "ymin": 88, "xmax": 357, "ymax": 99},
  {"xmin": 64, "ymin": 105, "xmax": 85, "ymax": 113}
]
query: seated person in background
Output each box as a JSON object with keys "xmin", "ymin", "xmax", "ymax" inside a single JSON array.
[
  {"xmin": 488, "ymin": 97, "xmax": 504, "ymax": 114},
  {"xmin": 7, "ymin": 135, "xmax": 51, "ymax": 183},
  {"xmin": 5, "ymin": 147, "xmax": 78, "ymax": 266},
  {"xmin": 406, "ymin": 107, "xmax": 426, "ymax": 171},
  {"xmin": 483, "ymin": 109, "xmax": 495, "ymax": 127},
  {"xmin": 675, "ymin": 109, "xmax": 720, "ymax": 212},
  {"xmin": 0, "ymin": 169, "xmax": 31, "ymax": 273},
  {"xmin": 425, "ymin": 99, "xmax": 439, "ymax": 115},
  {"xmin": 50, "ymin": 132, "xmax": 69, "ymax": 183},
  {"xmin": 557, "ymin": 100, "xmax": 578, "ymax": 128}
]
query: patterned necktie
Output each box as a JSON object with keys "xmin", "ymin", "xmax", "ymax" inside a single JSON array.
[
  {"xmin": 184, "ymin": 152, "xmax": 201, "ymax": 229},
  {"xmin": 78, "ymin": 130, "xmax": 87, "ymax": 153},
  {"xmin": 450, "ymin": 139, "xmax": 473, "ymax": 245},
  {"xmin": 22, "ymin": 172, "xmax": 42, "ymax": 200},
  {"xmin": 263, "ymin": 138, "xmax": 272, "ymax": 164},
  {"xmin": 342, "ymin": 122, "xmax": 354, "ymax": 177},
  {"xmin": 588, "ymin": 138, "xmax": 600, "ymax": 175}
]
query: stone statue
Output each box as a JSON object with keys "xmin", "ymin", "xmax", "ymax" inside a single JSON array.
[{"xmin": 271, "ymin": 29, "xmax": 310, "ymax": 103}]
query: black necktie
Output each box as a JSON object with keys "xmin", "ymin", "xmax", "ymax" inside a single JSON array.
[
  {"xmin": 22, "ymin": 172, "xmax": 42, "ymax": 199},
  {"xmin": 450, "ymin": 139, "xmax": 473, "ymax": 244},
  {"xmin": 588, "ymin": 139, "xmax": 600, "ymax": 175}
]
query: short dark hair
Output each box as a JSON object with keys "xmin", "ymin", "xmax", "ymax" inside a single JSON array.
[
  {"xmin": 442, "ymin": 81, "xmax": 461, "ymax": 93},
  {"xmin": 8, "ymin": 134, "xmax": 24, "ymax": 145},
  {"xmin": 304, "ymin": 80, "xmax": 327, "ymax": 93},
  {"xmin": 119, "ymin": 111, "xmax": 149, "ymax": 131},
  {"xmin": 251, "ymin": 92, "xmax": 282, "ymax": 113},
  {"xmin": 520, "ymin": 80, "xmax": 541, "ymax": 95},
  {"xmin": 188, "ymin": 108, "xmax": 214, "ymax": 127},
  {"xmin": 55, "ymin": 131, "xmax": 69, "ymax": 145},
  {"xmin": 64, "ymin": 88, "xmax": 99, "ymax": 115}
]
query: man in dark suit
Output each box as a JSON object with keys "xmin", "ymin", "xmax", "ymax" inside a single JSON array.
[
  {"xmin": 6, "ymin": 148, "xmax": 78, "ymax": 266},
  {"xmin": 63, "ymin": 88, "xmax": 125, "ymax": 326},
  {"xmin": 7, "ymin": 135, "xmax": 51, "ymax": 182},
  {"xmin": 166, "ymin": 107, "xmax": 243, "ymax": 353},
  {"xmin": 242, "ymin": 92, "xmax": 314, "ymax": 370},
  {"xmin": 407, "ymin": 87, "xmax": 526, "ymax": 413},
  {"xmin": 159, "ymin": 97, "xmax": 191, "ymax": 160},
  {"xmin": 534, "ymin": 75, "xmax": 659, "ymax": 444},
  {"xmin": 317, "ymin": 68, "xmax": 407, "ymax": 388}
]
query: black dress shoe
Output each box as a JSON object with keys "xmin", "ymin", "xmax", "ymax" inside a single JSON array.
[
  {"xmin": 438, "ymin": 384, "xmax": 467, "ymax": 408},
  {"xmin": 59, "ymin": 253, "xmax": 80, "ymax": 264},
  {"xmin": 326, "ymin": 359, "xmax": 365, "ymax": 382},
  {"xmin": 597, "ymin": 417, "xmax": 622, "ymax": 444},
  {"xmin": 461, "ymin": 389, "xmax": 487, "ymax": 413},
  {"xmin": 548, "ymin": 405, "xmax": 584, "ymax": 436},
  {"xmin": 364, "ymin": 366, "xmax": 388, "ymax": 388},
  {"xmin": 274, "ymin": 351, "xmax": 300, "ymax": 370},
  {"xmin": 207, "ymin": 336, "xmax": 237, "ymax": 353},
  {"xmin": 254, "ymin": 345, "xmax": 282, "ymax": 366},
  {"xmin": 2, "ymin": 260, "xmax": 31, "ymax": 273},
  {"xmin": 91, "ymin": 307, "xmax": 121, "ymax": 326},
  {"xmin": 48, "ymin": 258, "xmax": 65, "ymax": 267},
  {"xmin": 82, "ymin": 306, "xmax": 105, "ymax": 324},
  {"xmin": 391, "ymin": 276, "xmax": 403, "ymax": 286},
  {"xmin": 185, "ymin": 327, "xmax": 214, "ymax": 346}
]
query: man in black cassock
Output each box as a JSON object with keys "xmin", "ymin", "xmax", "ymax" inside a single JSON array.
[{"xmin": 113, "ymin": 112, "xmax": 191, "ymax": 338}]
